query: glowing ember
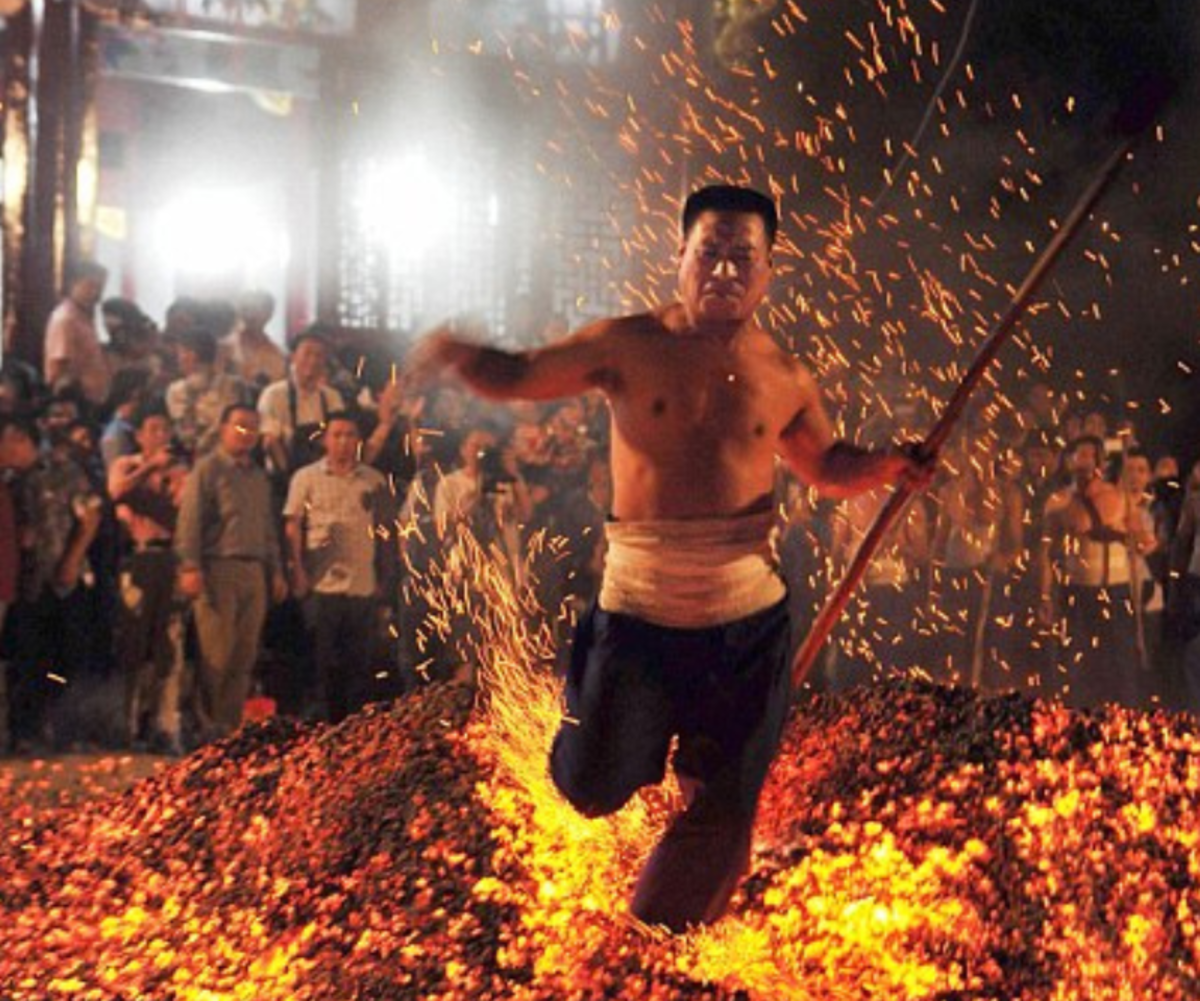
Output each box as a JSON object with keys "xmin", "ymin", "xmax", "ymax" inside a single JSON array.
[
  {"xmin": 3, "ymin": 1, "xmax": 1196, "ymax": 995},
  {"xmin": 3, "ymin": 666, "xmax": 1200, "ymax": 998}
]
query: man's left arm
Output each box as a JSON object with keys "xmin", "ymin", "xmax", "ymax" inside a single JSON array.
[{"xmin": 54, "ymin": 471, "xmax": 103, "ymax": 593}]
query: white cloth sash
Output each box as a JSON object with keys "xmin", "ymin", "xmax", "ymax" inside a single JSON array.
[{"xmin": 599, "ymin": 510, "xmax": 786, "ymax": 628}]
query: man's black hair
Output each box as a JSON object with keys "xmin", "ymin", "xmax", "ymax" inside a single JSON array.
[
  {"xmin": 195, "ymin": 299, "xmax": 237, "ymax": 339},
  {"xmin": 1022, "ymin": 428, "xmax": 1061, "ymax": 453},
  {"xmin": 0, "ymin": 412, "xmax": 41, "ymax": 446},
  {"xmin": 66, "ymin": 260, "xmax": 108, "ymax": 287},
  {"xmin": 105, "ymin": 367, "xmax": 151, "ymax": 412},
  {"xmin": 1065, "ymin": 434, "xmax": 1106, "ymax": 460},
  {"xmin": 219, "ymin": 401, "xmax": 257, "ymax": 427},
  {"xmin": 322, "ymin": 410, "xmax": 362, "ymax": 436},
  {"xmin": 291, "ymin": 324, "xmax": 332, "ymax": 354},
  {"xmin": 180, "ymin": 328, "xmax": 219, "ymax": 365},
  {"xmin": 237, "ymin": 289, "xmax": 276, "ymax": 315},
  {"xmin": 166, "ymin": 296, "xmax": 203, "ymax": 323},
  {"xmin": 102, "ymin": 297, "xmax": 147, "ymax": 328},
  {"xmin": 131, "ymin": 400, "xmax": 171, "ymax": 430},
  {"xmin": 682, "ymin": 184, "xmax": 779, "ymax": 246}
]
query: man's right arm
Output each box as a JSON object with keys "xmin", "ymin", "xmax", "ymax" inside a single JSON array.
[{"xmin": 405, "ymin": 320, "xmax": 614, "ymax": 402}]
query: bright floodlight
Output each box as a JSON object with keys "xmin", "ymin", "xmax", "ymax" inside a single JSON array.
[
  {"xmin": 155, "ymin": 187, "xmax": 284, "ymax": 279},
  {"xmin": 361, "ymin": 153, "xmax": 456, "ymax": 259}
]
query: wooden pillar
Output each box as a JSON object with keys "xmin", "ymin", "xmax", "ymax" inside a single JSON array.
[
  {"xmin": 1, "ymin": 4, "xmax": 34, "ymax": 358},
  {"xmin": 5, "ymin": 0, "xmax": 98, "ymax": 371}
]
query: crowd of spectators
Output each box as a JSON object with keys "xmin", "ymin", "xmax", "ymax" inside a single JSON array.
[
  {"xmin": 0, "ymin": 264, "xmax": 610, "ymax": 755},
  {"xmin": 1, "ymin": 262, "xmax": 1199, "ymax": 756},
  {"xmin": 782, "ymin": 381, "xmax": 1200, "ymax": 715}
]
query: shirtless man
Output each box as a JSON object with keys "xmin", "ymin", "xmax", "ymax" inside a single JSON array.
[
  {"xmin": 406, "ymin": 184, "xmax": 928, "ymax": 930},
  {"xmin": 1039, "ymin": 435, "xmax": 1153, "ymax": 708}
]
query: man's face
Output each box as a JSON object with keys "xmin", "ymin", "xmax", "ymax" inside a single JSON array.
[
  {"xmin": 68, "ymin": 425, "xmax": 94, "ymax": 454},
  {"xmin": 1068, "ymin": 442, "xmax": 1100, "ymax": 479},
  {"xmin": 70, "ymin": 276, "xmax": 106, "ymax": 312},
  {"xmin": 1082, "ymin": 412, "xmax": 1108, "ymax": 439},
  {"xmin": 220, "ymin": 409, "xmax": 260, "ymax": 458},
  {"xmin": 44, "ymin": 401, "xmax": 78, "ymax": 429},
  {"xmin": 292, "ymin": 340, "xmax": 327, "ymax": 385},
  {"xmin": 238, "ymin": 297, "xmax": 273, "ymax": 331},
  {"xmin": 177, "ymin": 345, "xmax": 200, "ymax": 376},
  {"xmin": 136, "ymin": 415, "xmax": 173, "ymax": 456},
  {"xmin": 1027, "ymin": 383, "xmax": 1056, "ymax": 419},
  {"xmin": 1123, "ymin": 456, "xmax": 1153, "ymax": 493},
  {"xmin": 677, "ymin": 210, "xmax": 772, "ymax": 326},
  {"xmin": 101, "ymin": 311, "xmax": 125, "ymax": 341},
  {"xmin": 323, "ymin": 419, "xmax": 360, "ymax": 466},
  {"xmin": 1024, "ymin": 445, "xmax": 1056, "ymax": 480},
  {"xmin": 1155, "ymin": 456, "xmax": 1179, "ymax": 481},
  {"xmin": 0, "ymin": 426, "xmax": 37, "ymax": 470},
  {"xmin": 462, "ymin": 430, "xmax": 495, "ymax": 472}
]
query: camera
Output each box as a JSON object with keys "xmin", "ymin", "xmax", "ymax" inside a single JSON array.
[
  {"xmin": 478, "ymin": 446, "xmax": 516, "ymax": 495},
  {"xmin": 167, "ymin": 438, "xmax": 193, "ymax": 463}
]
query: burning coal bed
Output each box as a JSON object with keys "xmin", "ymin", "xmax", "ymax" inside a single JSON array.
[{"xmin": 3, "ymin": 678, "xmax": 1200, "ymax": 1000}]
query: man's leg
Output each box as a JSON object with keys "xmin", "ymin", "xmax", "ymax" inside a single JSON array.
[
  {"xmin": 631, "ymin": 780, "xmax": 757, "ymax": 929},
  {"xmin": 115, "ymin": 561, "xmax": 148, "ymax": 742},
  {"xmin": 339, "ymin": 596, "xmax": 378, "ymax": 720},
  {"xmin": 549, "ymin": 604, "xmax": 675, "ymax": 818},
  {"xmin": 311, "ymin": 594, "xmax": 358, "ymax": 723},
  {"xmin": 191, "ymin": 572, "xmax": 236, "ymax": 740},
  {"xmin": 154, "ymin": 606, "xmax": 187, "ymax": 752},
  {"xmin": 7, "ymin": 593, "xmax": 56, "ymax": 749},
  {"xmin": 631, "ymin": 600, "xmax": 792, "ymax": 931},
  {"xmin": 216, "ymin": 562, "xmax": 268, "ymax": 734},
  {"xmin": 140, "ymin": 552, "xmax": 182, "ymax": 750}
]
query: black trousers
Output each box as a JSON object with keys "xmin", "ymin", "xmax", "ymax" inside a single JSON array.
[
  {"xmin": 550, "ymin": 598, "xmax": 791, "ymax": 931},
  {"xmin": 115, "ymin": 548, "xmax": 184, "ymax": 741},
  {"xmin": 7, "ymin": 586, "xmax": 93, "ymax": 745},
  {"xmin": 1059, "ymin": 583, "xmax": 1138, "ymax": 709},
  {"xmin": 304, "ymin": 593, "xmax": 379, "ymax": 723}
]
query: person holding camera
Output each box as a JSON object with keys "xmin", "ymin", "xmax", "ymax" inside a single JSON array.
[
  {"xmin": 424, "ymin": 427, "xmax": 533, "ymax": 685},
  {"xmin": 434, "ymin": 426, "xmax": 533, "ymax": 582}
]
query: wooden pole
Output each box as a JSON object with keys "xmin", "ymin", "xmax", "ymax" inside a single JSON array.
[{"xmin": 791, "ymin": 135, "xmax": 1138, "ymax": 691}]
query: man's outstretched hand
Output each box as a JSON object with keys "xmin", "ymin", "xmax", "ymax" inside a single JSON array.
[
  {"xmin": 401, "ymin": 326, "xmax": 460, "ymax": 392},
  {"xmin": 891, "ymin": 441, "xmax": 938, "ymax": 491},
  {"xmin": 402, "ymin": 319, "xmax": 489, "ymax": 392}
]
